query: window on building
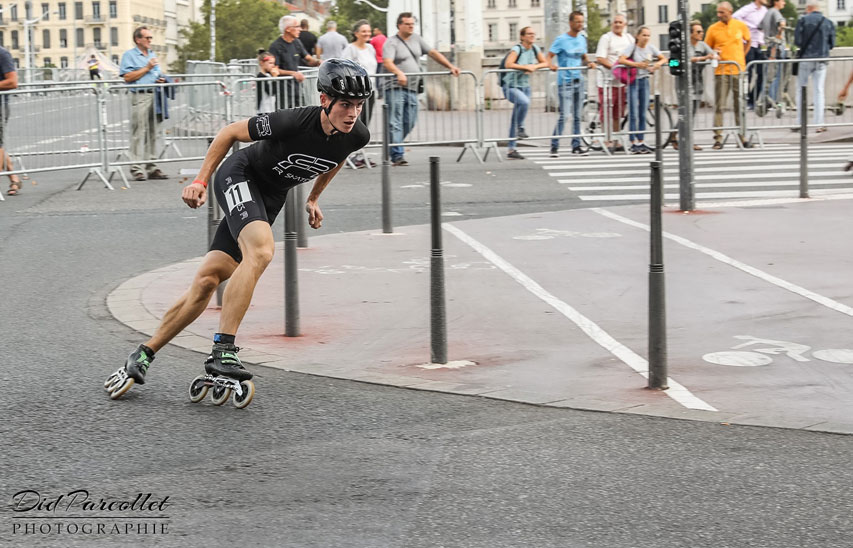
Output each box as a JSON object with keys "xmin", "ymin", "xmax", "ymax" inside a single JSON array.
[
  {"xmin": 110, "ymin": 26, "xmax": 118, "ymax": 46},
  {"xmin": 658, "ymin": 5, "xmax": 668, "ymax": 23},
  {"xmin": 41, "ymin": 3, "xmax": 49, "ymax": 19},
  {"xmin": 74, "ymin": 1, "xmax": 83, "ymax": 19},
  {"xmin": 61, "ymin": 56, "xmax": 68, "ymax": 68},
  {"xmin": 111, "ymin": 54, "xmax": 119, "ymax": 64},
  {"xmin": 639, "ymin": 7, "xmax": 645, "ymax": 25},
  {"xmin": 43, "ymin": 29, "xmax": 51, "ymax": 48},
  {"xmin": 660, "ymin": 34, "xmax": 669, "ymax": 50},
  {"xmin": 509, "ymin": 22, "xmax": 518, "ymax": 40},
  {"xmin": 76, "ymin": 27, "xmax": 84, "ymax": 47},
  {"xmin": 488, "ymin": 23, "xmax": 497, "ymax": 42},
  {"xmin": 9, "ymin": 3, "xmax": 17, "ymax": 21},
  {"xmin": 109, "ymin": 0, "xmax": 116, "ymax": 17},
  {"xmin": 508, "ymin": 0, "xmax": 517, "ymax": 7},
  {"xmin": 11, "ymin": 30, "xmax": 18, "ymax": 49},
  {"xmin": 43, "ymin": 56, "xmax": 51, "ymax": 66},
  {"xmin": 487, "ymin": 0, "xmax": 495, "ymax": 6},
  {"xmin": 0, "ymin": 31, "xmax": 4, "ymax": 48},
  {"xmin": 531, "ymin": 0, "xmax": 540, "ymax": 6},
  {"xmin": 93, "ymin": 27, "xmax": 101, "ymax": 47},
  {"xmin": 701, "ymin": 3, "xmax": 711, "ymax": 11},
  {"xmin": 92, "ymin": 1, "xmax": 100, "ymax": 19},
  {"xmin": 58, "ymin": 2, "xmax": 67, "ymax": 19},
  {"xmin": 60, "ymin": 29, "xmax": 67, "ymax": 47},
  {"xmin": 13, "ymin": 57, "xmax": 18, "ymax": 67},
  {"xmin": 838, "ymin": 0, "xmax": 846, "ymax": 9}
]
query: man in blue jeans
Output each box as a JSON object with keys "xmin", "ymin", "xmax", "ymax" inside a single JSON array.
[
  {"xmin": 383, "ymin": 12, "xmax": 459, "ymax": 166},
  {"xmin": 548, "ymin": 11, "xmax": 597, "ymax": 158},
  {"xmin": 794, "ymin": 0, "xmax": 835, "ymax": 133}
]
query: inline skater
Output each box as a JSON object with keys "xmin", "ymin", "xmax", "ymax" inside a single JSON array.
[{"xmin": 105, "ymin": 59, "xmax": 372, "ymax": 404}]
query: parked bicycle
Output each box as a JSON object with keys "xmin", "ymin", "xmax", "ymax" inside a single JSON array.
[{"xmin": 580, "ymin": 95, "xmax": 676, "ymax": 151}]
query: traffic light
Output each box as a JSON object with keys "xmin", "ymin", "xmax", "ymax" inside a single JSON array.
[{"xmin": 668, "ymin": 20, "xmax": 685, "ymax": 76}]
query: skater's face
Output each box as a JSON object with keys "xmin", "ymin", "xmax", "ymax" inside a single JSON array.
[{"xmin": 321, "ymin": 94, "xmax": 365, "ymax": 133}]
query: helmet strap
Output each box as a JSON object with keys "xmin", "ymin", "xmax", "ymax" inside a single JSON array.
[{"xmin": 322, "ymin": 97, "xmax": 343, "ymax": 135}]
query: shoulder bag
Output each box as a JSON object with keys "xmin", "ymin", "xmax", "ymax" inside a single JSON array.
[{"xmin": 395, "ymin": 35, "xmax": 425, "ymax": 93}]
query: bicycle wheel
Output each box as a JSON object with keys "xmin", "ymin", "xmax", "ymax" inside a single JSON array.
[
  {"xmin": 645, "ymin": 100, "xmax": 676, "ymax": 148},
  {"xmin": 580, "ymin": 99, "xmax": 603, "ymax": 150}
]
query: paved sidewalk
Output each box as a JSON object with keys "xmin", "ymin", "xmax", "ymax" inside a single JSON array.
[{"xmin": 108, "ymin": 193, "xmax": 853, "ymax": 434}]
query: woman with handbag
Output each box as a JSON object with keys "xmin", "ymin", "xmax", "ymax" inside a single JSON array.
[{"xmin": 617, "ymin": 27, "xmax": 666, "ymax": 154}]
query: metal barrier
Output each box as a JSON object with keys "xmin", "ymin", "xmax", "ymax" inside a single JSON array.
[
  {"xmin": 481, "ymin": 67, "xmax": 607, "ymax": 154},
  {"xmin": 230, "ymin": 75, "xmax": 321, "ymax": 121},
  {"xmin": 743, "ymin": 56, "xmax": 853, "ymax": 143},
  {"xmin": 371, "ymin": 71, "xmax": 479, "ymax": 151}
]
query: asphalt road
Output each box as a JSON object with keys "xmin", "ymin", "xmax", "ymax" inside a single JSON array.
[{"xmin": 1, "ymin": 151, "xmax": 852, "ymax": 547}]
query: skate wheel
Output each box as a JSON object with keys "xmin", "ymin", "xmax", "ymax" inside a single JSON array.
[
  {"xmin": 106, "ymin": 374, "xmax": 125, "ymax": 392},
  {"xmin": 109, "ymin": 377, "xmax": 134, "ymax": 399},
  {"xmin": 232, "ymin": 380, "xmax": 255, "ymax": 409},
  {"xmin": 104, "ymin": 372, "xmax": 119, "ymax": 389},
  {"xmin": 188, "ymin": 375, "xmax": 209, "ymax": 403},
  {"xmin": 211, "ymin": 384, "xmax": 232, "ymax": 406}
]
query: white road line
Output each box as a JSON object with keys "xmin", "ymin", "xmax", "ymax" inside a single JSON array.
[
  {"xmin": 558, "ymin": 172, "xmax": 849, "ymax": 184},
  {"xmin": 546, "ymin": 163, "xmax": 845, "ymax": 174},
  {"xmin": 443, "ymin": 223, "xmax": 717, "ymax": 412},
  {"xmin": 568, "ymin": 180, "xmax": 853, "ymax": 191},
  {"xmin": 578, "ymin": 189, "xmax": 851, "ymax": 200},
  {"xmin": 593, "ymin": 208, "xmax": 853, "ymax": 319}
]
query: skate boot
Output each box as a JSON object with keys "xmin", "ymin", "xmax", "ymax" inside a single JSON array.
[
  {"xmin": 189, "ymin": 344, "xmax": 255, "ymax": 408},
  {"xmin": 104, "ymin": 344, "xmax": 154, "ymax": 400},
  {"xmin": 204, "ymin": 343, "xmax": 253, "ymax": 381}
]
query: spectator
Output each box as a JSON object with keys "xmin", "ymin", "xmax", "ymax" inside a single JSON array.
[
  {"xmin": 548, "ymin": 10, "xmax": 596, "ymax": 158},
  {"xmin": 316, "ymin": 20, "xmax": 349, "ymax": 61},
  {"xmin": 733, "ymin": 0, "xmax": 768, "ymax": 110},
  {"xmin": 255, "ymin": 49, "xmax": 281, "ymax": 114},
  {"xmin": 370, "ymin": 27, "xmax": 387, "ymax": 69},
  {"xmin": 88, "ymin": 54, "xmax": 101, "ymax": 80},
  {"xmin": 503, "ymin": 26, "xmax": 547, "ymax": 160},
  {"xmin": 683, "ymin": 21, "xmax": 716, "ymax": 150},
  {"xmin": 704, "ymin": 2, "xmax": 751, "ymax": 150},
  {"xmin": 594, "ymin": 14, "xmax": 634, "ymax": 153},
  {"xmin": 383, "ymin": 12, "xmax": 459, "ymax": 166},
  {"xmin": 617, "ymin": 26, "xmax": 666, "ymax": 155},
  {"xmin": 761, "ymin": 0, "xmax": 788, "ymax": 105},
  {"xmin": 297, "ymin": 19, "xmax": 318, "ymax": 56},
  {"xmin": 795, "ymin": 0, "xmax": 835, "ymax": 133},
  {"xmin": 120, "ymin": 26, "xmax": 169, "ymax": 181},
  {"xmin": 269, "ymin": 15, "xmax": 320, "ymax": 108},
  {"xmin": 342, "ymin": 19, "xmax": 378, "ymax": 167},
  {"xmin": 0, "ymin": 44, "xmax": 19, "ymax": 196}
]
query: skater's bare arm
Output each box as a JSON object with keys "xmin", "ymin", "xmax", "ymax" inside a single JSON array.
[
  {"xmin": 305, "ymin": 162, "xmax": 345, "ymax": 229},
  {"xmin": 183, "ymin": 120, "xmax": 253, "ymax": 209}
]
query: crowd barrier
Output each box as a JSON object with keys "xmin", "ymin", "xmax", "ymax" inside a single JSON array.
[{"xmin": 0, "ymin": 60, "xmax": 851, "ymax": 198}]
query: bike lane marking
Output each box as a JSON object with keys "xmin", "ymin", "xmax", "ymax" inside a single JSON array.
[
  {"xmin": 443, "ymin": 223, "xmax": 717, "ymax": 412},
  {"xmin": 593, "ymin": 208, "xmax": 853, "ymax": 318}
]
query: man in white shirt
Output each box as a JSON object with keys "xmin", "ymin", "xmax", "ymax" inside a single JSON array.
[
  {"xmin": 316, "ymin": 21, "xmax": 350, "ymax": 61},
  {"xmin": 594, "ymin": 14, "xmax": 634, "ymax": 152},
  {"xmin": 733, "ymin": 0, "xmax": 768, "ymax": 110}
]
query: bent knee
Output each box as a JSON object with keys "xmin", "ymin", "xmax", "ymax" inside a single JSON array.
[
  {"xmin": 194, "ymin": 272, "xmax": 222, "ymax": 295},
  {"xmin": 244, "ymin": 244, "xmax": 275, "ymax": 268}
]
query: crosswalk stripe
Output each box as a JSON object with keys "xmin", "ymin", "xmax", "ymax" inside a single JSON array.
[
  {"xmin": 567, "ymin": 179, "xmax": 853, "ymax": 191},
  {"xmin": 544, "ymin": 163, "xmax": 844, "ymax": 175},
  {"xmin": 559, "ymin": 172, "xmax": 850, "ymax": 184},
  {"xmin": 578, "ymin": 188, "xmax": 849, "ymax": 201}
]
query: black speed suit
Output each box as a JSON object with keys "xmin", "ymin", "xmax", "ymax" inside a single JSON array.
[{"xmin": 211, "ymin": 106, "xmax": 370, "ymax": 262}]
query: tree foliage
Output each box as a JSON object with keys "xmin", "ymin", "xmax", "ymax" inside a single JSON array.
[
  {"xmin": 837, "ymin": 20, "xmax": 853, "ymax": 47},
  {"xmin": 324, "ymin": 0, "xmax": 388, "ymax": 41},
  {"xmin": 172, "ymin": 0, "xmax": 288, "ymax": 72},
  {"xmin": 586, "ymin": 2, "xmax": 609, "ymax": 53}
]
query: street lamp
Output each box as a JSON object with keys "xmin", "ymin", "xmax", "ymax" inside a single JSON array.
[
  {"xmin": 354, "ymin": 0, "xmax": 389, "ymax": 12},
  {"xmin": 21, "ymin": 1, "xmax": 57, "ymax": 82}
]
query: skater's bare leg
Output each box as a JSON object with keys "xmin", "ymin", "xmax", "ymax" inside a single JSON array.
[
  {"xmin": 144, "ymin": 250, "xmax": 238, "ymax": 352},
  {"xmin": 218, "ymin": 221, "xmax": 275, "ymax": 335}
]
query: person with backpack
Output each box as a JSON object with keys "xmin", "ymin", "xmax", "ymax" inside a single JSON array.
[{"xmin": 502, "ymin": 27, "xmax": 548, "ymax": 160}]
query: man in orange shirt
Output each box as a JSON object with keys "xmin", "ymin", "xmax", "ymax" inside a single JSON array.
[{"xmin": 704, "ymin": 1, "xmax": 752, "ymax": 149}]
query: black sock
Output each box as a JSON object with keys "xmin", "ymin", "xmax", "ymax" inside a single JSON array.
[{"xmin": 213, "ymin": 333, "xmax": 236, "ymax": 345}]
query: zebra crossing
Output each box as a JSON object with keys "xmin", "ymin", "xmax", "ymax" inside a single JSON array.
[{"xmin": 523, "ymin": 144, "xmax": 853, "ymax": 203}]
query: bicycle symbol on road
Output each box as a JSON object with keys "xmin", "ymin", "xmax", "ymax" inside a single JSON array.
[{"xmin": 703, "ymin": 335, "xmax": 853, "ymax": 367}]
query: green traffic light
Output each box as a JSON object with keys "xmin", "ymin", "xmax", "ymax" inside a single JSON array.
[{"xmin": 669, "ymin": 59, "xmax": 681, "ymax": 67}]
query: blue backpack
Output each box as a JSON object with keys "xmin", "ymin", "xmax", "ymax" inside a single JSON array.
[{"xmin": 499, "ymin": 44, "xmax": 540, "ymax": 90}]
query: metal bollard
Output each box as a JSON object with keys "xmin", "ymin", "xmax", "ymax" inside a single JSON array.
[
  {"xmin": 654, "ymin": 92, "xmax": 663, "ymax": 164},
  {"xmin": 382, "ymin": 103, "xmax": 393, "ymax": 234},
  {"xmin": 648, "ymin": 160, "xmax": 668, "ymax": 390},
  {"xmin": 799, "ymin": 86, "xmax": 809, "ymax": 199},
  {"xmin": 284, "ymin": 188, "xmax": 300, "ymax": 337},
  {"xmin": 429, "ymin": 156, "xmax": 447, "ymax": 365},
  {"xmin": 296, "ymin": 184, "xmax": 308, "ymax": 248}
]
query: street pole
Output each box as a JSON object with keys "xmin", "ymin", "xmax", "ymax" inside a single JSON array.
[
  {"xmin": 648, "ymin": 159, "xmax": 668, "ymax": 390},
  {"xmin": 799, "ymin": 85, "xmax": 809, "ymax": 198},
  {"xmin": 429, "ymin": 157, "xmax": 447, "ymax": 365},
  {"xmin": 676, "ymin": 3, "xmax": 695, "ymax": 212}
]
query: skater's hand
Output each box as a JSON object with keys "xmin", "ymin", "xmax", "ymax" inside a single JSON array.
[
  {"xmin": 183, "ymin": 182, "xmax": 207, "ymax": 209},
  {"xmin": 306, "ymin": 200, "xmax": 323, "ymax": 229}
]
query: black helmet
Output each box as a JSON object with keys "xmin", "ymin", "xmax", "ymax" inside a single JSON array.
[{"xmin": 317, "ymin": 58, "xmax": 373, "ymax": 99}]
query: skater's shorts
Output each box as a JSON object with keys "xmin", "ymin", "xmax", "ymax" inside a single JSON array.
[{"xmin": 210, "ymin": 154, "xmax": 290, "ymax": 263}]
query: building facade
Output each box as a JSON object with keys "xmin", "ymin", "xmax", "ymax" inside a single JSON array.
[{"xmin": 0, "ymin": 0, "xmax": 201, "ymax": 76}]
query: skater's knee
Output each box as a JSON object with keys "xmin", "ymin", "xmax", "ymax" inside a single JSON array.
[
  {"xmin": 243, "ymin": 244, "xmax": 274, "ymax": 269},
  {"xmin": 194, "ymin": 272, "xmax": 221, "ymax": 296}
]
